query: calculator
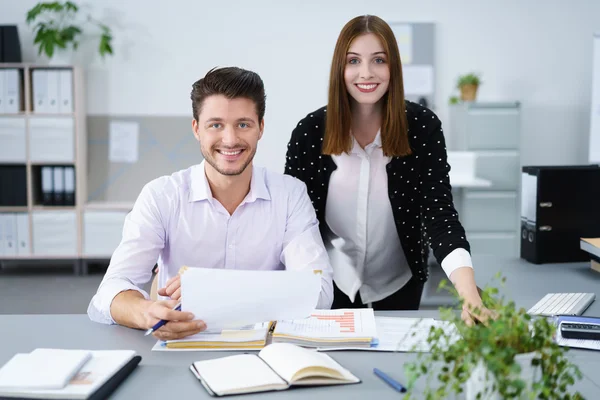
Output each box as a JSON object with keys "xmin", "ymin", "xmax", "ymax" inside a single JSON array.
[{"xmin": 560, "ymin": 322, "xmax": 600, "ymax": 341}]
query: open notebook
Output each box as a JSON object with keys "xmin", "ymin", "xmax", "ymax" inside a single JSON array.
[
  {"xmin": 189, "ymin": 343, "xmax": 360, "ymax": 396},
  {"xmin": 155, "ymin": 308, "xmax": 377, "ymax": 351}
]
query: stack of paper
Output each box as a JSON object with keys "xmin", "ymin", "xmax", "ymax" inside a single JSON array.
[
  {"xmin": 155, "ymin": 322, "xmax": 273, "ymax": 351},
  {"xmin": 272, "ymin": 309, "xmax": 378, "ymax": 348},
  {"xmin": 0, "ymin": 349, "xmax": 140, "ymax": 399}
]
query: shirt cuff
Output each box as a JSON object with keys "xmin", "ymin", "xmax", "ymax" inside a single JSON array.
[
  {"xmin": 87, "ymin": 279, "xmax": 149, "ymax": 325},
  {"xmin": 440, "ymin": 248, "xmax": 473, "ymax": 278}
]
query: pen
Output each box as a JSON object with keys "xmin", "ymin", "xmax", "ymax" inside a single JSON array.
[
  {"xmin": 373, "ymin": 368, "xmax": 407, "ymax": 393},
  {"xmin": 144, "ymin": 302, "xmax": 182, "ymax": 336}
]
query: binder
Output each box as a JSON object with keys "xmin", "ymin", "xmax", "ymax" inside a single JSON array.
[
  {"xmin": 58, "ymin": 69, "xmax": 73, "ymax": 113},
  {"xmin": 41, "ymin": 166, "xmax": 53, "ymax": 205},
  {"xmin": 0, "ymin": 166, "xmax": 26, "ymax": 206},
  {"xmin": 15, "ymin": 213, "xmax": 30, "ymax": 255},
  {"xmin": 0, "ymin": 69, "xmax": 4, "ymax": 113},
  {"xmin": 2, "ymin": 213, "xmax": 17, "ymax": 256},
  {"xmin": 64, "ymin": 166, "xmax": 75, "ymax": 205},
  {"xmin": 46, "ymin": 70, "xmax": 59, "ymax": 114},
  {"xmin": 520, "ymin": 165, "xmax": 600, "ymax": 263},
  {"xmin": 4, "ymin": 68, "xmax": 20, "ymax": 113},
  {"xmin": 32, "ymin": 69, "xmax": 48, "ymax": 113},
  {"xmin": 53, "ymin": 166, "xmax": 65, "ymax": 205},
  {"xmin": 0, "ymin": 26, "xmax": 22, "ymax": 63}
]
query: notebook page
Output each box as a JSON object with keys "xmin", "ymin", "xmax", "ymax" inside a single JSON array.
[
  {"xmin": 182, "ymin": 268, "xmax": 321, "ymax": 330},
  {"xmin": 192, "ymin": 354, "xmax": 286, "ymax": 394},
  {"xmin": 0, "ymin": 349, "xmax": 91, "ymax": 390},
  {"xmin": 0, "ymin": 350, "xmax": 136, "ymax": 398},
  {"xmin": 259, "ymin": 343, "xmax": 350, "ymax": 382},
  {"xmin": 274, "ymin": 309, "xmax": 377, "ymax": 338}
]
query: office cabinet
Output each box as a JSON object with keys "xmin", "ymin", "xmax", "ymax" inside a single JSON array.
[
  {"xmin": 83, "ymin": 210, "xmax": 127, "ymax": 257},
  {"xmin": 0, "ymin": 117, "xmax": 26, "ymax": 162},
  {"xmin": 32, "ymin": 210, "xmax": 77, "ymax": 255},
  {"xmin": 29, "ymin": 117, "xmax": 74, "ymax": 162},
  {"xmin": 450, "ymin": 102, "xmax": 521, "ymax": 256}
]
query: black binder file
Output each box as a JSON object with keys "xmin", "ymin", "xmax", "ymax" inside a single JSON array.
[{"xmin": 521, "ymin": 165, "xmax": 600, "ymax": 264}]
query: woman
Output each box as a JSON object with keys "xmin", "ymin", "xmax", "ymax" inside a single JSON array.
[{"xmin": 284, "ymin": 15, "xmax": 488, "ymax": 324}]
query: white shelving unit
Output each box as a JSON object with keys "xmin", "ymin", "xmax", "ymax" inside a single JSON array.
[{"xmin": 0, "ymin": 63, "xmax": 88, "ymax": 271}]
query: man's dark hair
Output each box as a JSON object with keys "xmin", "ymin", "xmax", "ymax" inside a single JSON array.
[{"xmin": 191, "ymin": 67, "xmax": 266, "ymax": 121}]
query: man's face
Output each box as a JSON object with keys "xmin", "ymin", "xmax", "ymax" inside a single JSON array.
[{"xmin": 192, "ymin": 95, "xmax": 263, "ymax": 176}]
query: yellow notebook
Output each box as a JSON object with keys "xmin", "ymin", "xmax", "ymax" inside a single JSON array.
[{"xmin": 161, "ymin": 309, "xmax": 377, "ymax": 350}]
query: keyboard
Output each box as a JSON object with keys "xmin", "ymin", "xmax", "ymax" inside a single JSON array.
[{"xmin": 528, "ymin": 293, "xmax": 596, "ymax": 317}]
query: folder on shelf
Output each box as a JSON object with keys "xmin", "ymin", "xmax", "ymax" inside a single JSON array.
[
  {"xmin": 53, "ymin": 166, "xmax": 65, "ymax": 205},
  {"xmin": 0, "ymin": 70, "xmax": 5, "ymax": 113},
  {"xmin": 15, "ymin": 213, "xmax": 30, "ymax": 255},
  {"xmin": 0, "ymin": 166, "xmax": 26, "ymax": 207},
  {"xmin": 32, "ymin": 69, "xmax": 48, "ymax": 113},
  {"xmin": 3, "ymin": 68, "xmax": 20, "ymax": 114},
  {"xmin": 41, "ymin": 166, "xmax": 54, "ymax": 205},
  {"xmin": 64, "ymin": 166, "xmax": 75, "ymax": 206},
  {"xmin": 0, "ymin": 214, "xmax": 4, "ymax": 256},
  {"xmin": 2, "ymin": 213, "xmax": 17, "ymax": 256},
  {"xmin": 46, "ymin": 70, "xmax": 59, "ymax": 114},
  {"xmin": 58, "ymin": 70, "xmax": 73, "ymax": 113}
]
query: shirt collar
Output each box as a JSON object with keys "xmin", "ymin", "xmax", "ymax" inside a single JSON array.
[
  {"xmin": 350, "ymin": 130, "xmax": 382, "ymax": 154},
  {"xmin": 189, "ymin": 160, "xmax": 271, "ymax": 203}
]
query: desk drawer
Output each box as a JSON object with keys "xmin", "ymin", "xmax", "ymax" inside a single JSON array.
[
  {"xmin": 32, "ymin": 210, "xmax": 77, "ymax": 255},
  {"xmin": 473, "ymin": 151, "xmax": 520, "ymax": 190},
  {"xmin": 462, "ymin": 191, "xmax": 518, "ymax": 232},
  {"xmin": 83, "ymin": 211, "xmax": 127, "ymax": 256},
  {"xmin": 467, "ymin": 233, "xmax": 518, "ymax": 256}
]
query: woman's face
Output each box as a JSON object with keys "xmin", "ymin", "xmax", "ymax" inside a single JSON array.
[{"xmin": 344, "ymin": 33, "xmax": 390, "ymax": 105}]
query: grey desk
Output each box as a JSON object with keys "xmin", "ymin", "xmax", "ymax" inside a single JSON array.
[{"xmin": 1, "ymin": 256, "xmax": 600, "ymax": 399}]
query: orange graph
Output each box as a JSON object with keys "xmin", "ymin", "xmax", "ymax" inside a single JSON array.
[{"xmin": 310, "ymin": 311, "xmax": 356, "ymax": 333}]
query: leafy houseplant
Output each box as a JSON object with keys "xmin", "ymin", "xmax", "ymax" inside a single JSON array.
[
  {"xmin": 404, "ymin": 275, "xmax": 584, "ymax": 400},
  {"xmin": 26, "ymin": 1, "xmax": 113, "ymax": 60},
  {"xmin": 457, "ymin": 72, "xmax": 481, "ymax": 102}
]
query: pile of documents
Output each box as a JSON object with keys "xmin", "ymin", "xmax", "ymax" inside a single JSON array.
[{"xmin": 0, "ymin": 349, "xmax": 140, "ymax": 399}]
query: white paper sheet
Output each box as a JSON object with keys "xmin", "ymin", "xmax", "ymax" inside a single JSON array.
[
  {"xmin": 181, "ymin": 268, "xmax": 321, "ymax": 331},
  {"xmin": 109, "ymin": 121, "xmax": 139, "ymax": 163},
  {"xmin": 391, "ymin": 24, "xmax": 413, "ymax": 64},
  {"xmin": 402, "ymin": 65, "xmax": 434, "ymax": 96},
  {"xmin": 275, "ymin": 309, "xmax": 377, "ymax": 339},
  {"xmin": 320, "ymin": 317, "xmax": 459, "ymax": 352}
]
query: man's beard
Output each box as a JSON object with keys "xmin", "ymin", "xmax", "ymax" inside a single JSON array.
[{"xmin": 201, "ymin": 145, "xmax": 256, "ymax": 176}]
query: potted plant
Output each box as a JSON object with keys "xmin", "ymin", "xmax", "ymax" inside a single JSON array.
[
  {"xmin": 26, "ymin": 1, "xmax": 113, "ymax": 63},
  {"xmin": 403, "ymin": 275, "xmax": 584, "ymax": 400},
  {"xmin": 457, "ymin": 73, "xmax": 481, "ymax": 102}
]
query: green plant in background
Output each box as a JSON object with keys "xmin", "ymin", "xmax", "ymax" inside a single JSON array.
[
  {"xmin": 456, "ymin": 72, "xmax": 482, "ymax": 89},
  {"xmin": 26, "ymin": 1, "xmax": 113, "ymax": 59},
  {"xmin": 448, "ymin": 95, "xmax": 460, "ymax": 105},
  {"xmin": 403, "ymin": 274, "xmax": 583, "ymax": 400}
]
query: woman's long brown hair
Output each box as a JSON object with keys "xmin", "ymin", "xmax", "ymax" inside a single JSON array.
[{"xmin": 323, "ymin": 15, "xmax": 411, "ymax": 157}]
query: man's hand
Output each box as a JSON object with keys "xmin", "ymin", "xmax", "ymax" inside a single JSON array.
[
  {"xmin": 158, "ymin": 275, "xmax": 181, "ymax": 300},
  {"xmin": 142, "ymin": 299, "xmax": 206, "ymax": 340}
]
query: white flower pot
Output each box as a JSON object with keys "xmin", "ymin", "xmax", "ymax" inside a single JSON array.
[
  {"xmin": 46, "ymin": 47, "xmax": 76, "ymax": 66},
  {"xmin": 466, "ymin": 352, "xmax": 541, "ymax": 400}
]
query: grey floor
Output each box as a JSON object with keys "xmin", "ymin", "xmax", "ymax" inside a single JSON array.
[{"xmin": 0, "ymin": 260, "xmax": 450, "ymax": 314}]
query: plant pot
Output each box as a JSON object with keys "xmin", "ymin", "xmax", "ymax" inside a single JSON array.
[
  {"xmin": 46, "ymin": 48, "xmax": 76, "ymax": 66},
  {"xmin": 466, "ymin": 352, "xmax": 541, "ymax": 400},
  {"xmin": 460, "ymin": 84, "xmax": 478, "ymax": 102}
]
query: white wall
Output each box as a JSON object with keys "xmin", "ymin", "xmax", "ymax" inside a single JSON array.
[{"xmin": 2, "ymin": 0, "xmax": 599, "ymax": 172}]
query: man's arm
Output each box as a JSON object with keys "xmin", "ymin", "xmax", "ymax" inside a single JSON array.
[
  {"xmin": 87, "ymin": 182, "xmax": 168, "ymax": 326},
  {"xmin": 280, "ymin": 179, "xmax": 333, "ymax": 309}
]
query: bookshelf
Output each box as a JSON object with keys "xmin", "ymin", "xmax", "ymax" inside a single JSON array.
[{"xmin": 0, "ymin": 63, "xmax": 87, "ymax": 268}]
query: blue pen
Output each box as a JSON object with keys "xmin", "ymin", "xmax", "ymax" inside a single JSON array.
[
  {"xmin": 144, "ymin": 303, "xmax": 182, "ymax": 336},
  {"xmin": 373, "ymin": 368, "xmax": 407, "ymax": 393}
]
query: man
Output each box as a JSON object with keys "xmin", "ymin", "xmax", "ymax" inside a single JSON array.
[{"xmin": 88, "ymin": 67, "xmax": 334, "ymax": 340}]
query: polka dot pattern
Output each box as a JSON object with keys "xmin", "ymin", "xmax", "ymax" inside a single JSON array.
[{"xmin": 283, "ymin": 102, "xmax": 471, "ymax": 283}]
